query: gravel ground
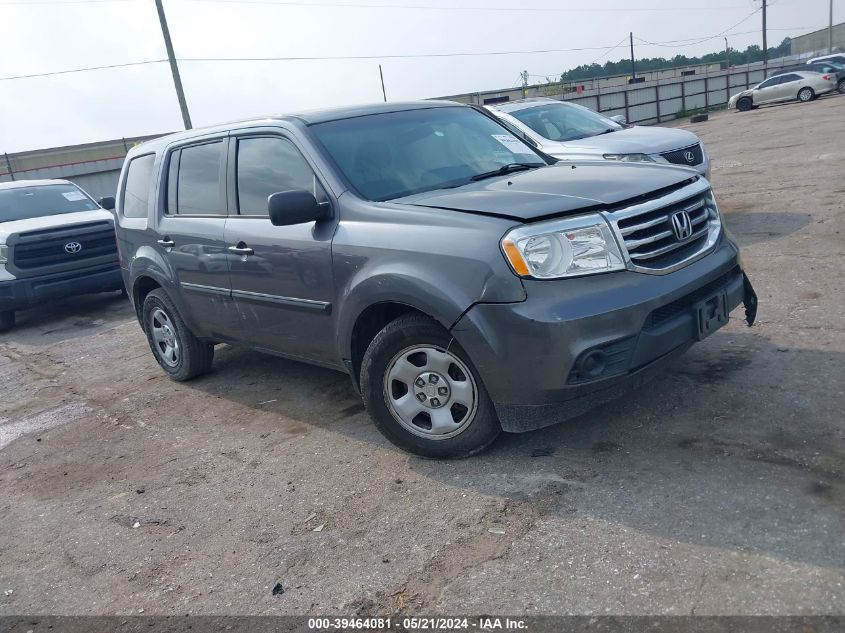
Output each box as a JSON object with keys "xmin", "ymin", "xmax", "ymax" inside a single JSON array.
[{"xmin": 0, "ymin": 94, "xmax": 843, "ymax": 616}]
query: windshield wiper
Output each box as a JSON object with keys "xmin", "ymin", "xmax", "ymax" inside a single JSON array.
[
  {"xmin": 596, "ymin": 128, "xmax": 618, "ymax": 136},
  {"xmin": 470, "ymin": 163, "xmax": 541, "ymax": 182}
]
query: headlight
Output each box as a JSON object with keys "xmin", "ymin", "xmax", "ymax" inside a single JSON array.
[
  {"xmin": 501, "ymin": 214, "xmax": 625, "ymax": 279},
  {"xmin": 0, "ymin": 245, "xmax": 7, "ymax": 264},
  {"xmin": 602, "ymin": 153, "xmax": 656, "ymax": 162}
]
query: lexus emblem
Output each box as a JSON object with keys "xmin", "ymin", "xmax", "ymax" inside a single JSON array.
[
  {"xmin": 670, "ymin": 211, "xmax": 693, "ymax": 241},
  {"xmin": 64, "ymin": 241, "xmax": 83, "ymax": 254},
  {"xmin": 684, "ymin": 150, "xmax": 696, "ymax": 163}
]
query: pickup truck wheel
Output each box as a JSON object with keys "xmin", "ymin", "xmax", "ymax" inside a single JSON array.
[
  {"xmin": 0, "ymin": 310, "xmax": 14, "ymax": 333},
  {"xmin": 736, "ymin": 97, "xmax": 753, "ymax": 112},
  {"xmin": 142, "ymin": 289, "xmax": 213, "ymax": 381},
  {"xmin": 839, "ymin": 79, "xmax": 845, "ymax": 94},
  {"xmin": 361, "ymin": 315, "xmax": 500, "ymax": 458}
]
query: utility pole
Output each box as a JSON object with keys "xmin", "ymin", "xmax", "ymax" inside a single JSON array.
[
  {"xmin": 725, "ymin": 37, "xmax": 730, "ymax": 68},
  {"xmin": 378, "ymin": 64, "xmax": 387, "ymax": 102},
  {"xmin": 155, "ymin": 0, "xmax": 192, "ymax": 130},
  {"xmin": 762, "ymin": 0, "xmax": 768, "ymax": 67},
  {"xmin": 520, "ymin": 70, "xmax": 529, "ymax": 98},
  {"xmin": 829, "ymin": 0, "xmax": 834, "ymax": 54},
  {"xmin": 629, "ymin": 32, "xmax": 636, "ymax": 81}
]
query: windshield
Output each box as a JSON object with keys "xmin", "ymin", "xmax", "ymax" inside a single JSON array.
[
  {"xmin": 310, "ymin": 106, "xmax": 545, "ymax": 201},
  {"xmin": 0, "ymin": 184, "xmax": 98, "ymax": 222},
  {"xmin": 508, "ymin": 103, "xmax": 623, "ymax": 142}
]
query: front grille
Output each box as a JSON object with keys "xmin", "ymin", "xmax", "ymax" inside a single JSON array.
[
  {"xmin": 644, "ymin": 266, "xmax": 740, "ymax": 330},
  {"xmin": 13, "ymin": 221, "xmax": 117, "ymax": 270},
  {"xmin": 612, "ymin": 191, "xmax": 713, "ymax": 270},
  {"xmin": 661, "ymin": 143, "xmax": 704, "ymax": 167}
]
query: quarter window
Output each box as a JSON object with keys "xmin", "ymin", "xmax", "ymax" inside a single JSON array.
[
  {"xmin": 168, "ymin": 141, "xmax": 225, "ymax": 215},
  {"xmin": 236, "ymin": 137, "xmax": 326, "ymax": 216},
  {"xmin": 122, "ymin": 154, "xmax": 155, "ymax": 219}
]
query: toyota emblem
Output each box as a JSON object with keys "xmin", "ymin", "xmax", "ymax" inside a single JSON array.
[
  {"xmin": 684, "ymin": 150, "xmax": 696, "ymax": 163},
  {"xmin": 64, "ymin": 241, "xmax": 83, "ymax": 254}
]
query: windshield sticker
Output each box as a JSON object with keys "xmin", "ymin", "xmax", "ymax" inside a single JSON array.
[
  {"xmin": 491, "ymin": 134, "xmax": 535, "ymax": 155},
  {"xmin": 61, "ymin": 191, "xmax": 87, "ymax": 202}
]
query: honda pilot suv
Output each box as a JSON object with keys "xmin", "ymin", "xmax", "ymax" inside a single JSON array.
[
  {"xmin": 115, "ymin": 101, "xmax": 757, "ymax": 458},
  {"xmin": 0, "ymin": 179, "xmax": 122, "ymax": 332}
]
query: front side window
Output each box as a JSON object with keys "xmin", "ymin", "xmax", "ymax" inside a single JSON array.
[
  {"xmin": 507, "ymin": 103, "xmax": 622, "ymax": 143},
  {"xmin": 0, "ymin": 183, "xmax": 98, "ymax": 222},
  {"xmin": 122, "ymin": 154, "xmax": 155, "ymax": 218},
  {"xmin": 169, "ymin": 141, "xmax": 224, "ymax": 215},
  {"xmin": 236, "ymin": 137, "xmax": 325, "ymax": 216},
  {"xmin": 311, "ymin": 106, "xmax": 544, "ymax": 201}
]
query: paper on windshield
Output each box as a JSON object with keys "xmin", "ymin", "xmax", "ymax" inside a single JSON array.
[
  {"xmin": 491, "ymin": 134, "xmax": 535, "ymax": 155},
  {"xmin": 62, "ymin": 191, "xmax": 87, "ymax": 202}
]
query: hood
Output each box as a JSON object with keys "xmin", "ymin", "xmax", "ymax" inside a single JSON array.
[
  {"xmin": 393, "ymin": 161, "xmax": 699, "ymax": 221},
  {"xmin": 0, "ymin": 209, "xmax": 113, "ymax": 243},
  {"xmin": 538, "ymin": 125, "xmax": 700, "ymax": 158},
  {"xmin": 730, "ymin": 89, "xmax": 753, "ymax": 103}
]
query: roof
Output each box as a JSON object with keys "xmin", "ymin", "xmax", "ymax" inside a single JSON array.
[
  {"xmin": 0, "ymin": 179, "xmax": 72, "ymax": 191},
  {"xmin": 129, "ymin": 100, "xmax": 464, "ymax": 156}
]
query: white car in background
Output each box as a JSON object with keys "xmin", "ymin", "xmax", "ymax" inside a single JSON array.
[
  {"xmin": 728, "ymin": 71, "xmax": 837, "ymax": 112},
  {"xmin": 484, "ymin": 98, "xmax": 711, "ymax": 179},
  {"xmin": 807, "ymin": 53, "xmax": 845, "ymax": 66}
]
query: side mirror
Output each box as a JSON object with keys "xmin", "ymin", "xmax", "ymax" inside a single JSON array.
[
  {"xmin": 99, "ymin": 196, "xmax": 116, "ymax": 211},
  {"xmin": 267, "ymin": 190, "xmax": 328, "ymax": 226},
  {"xmin": 609, "ymin": 115, "xmax": 627, "ymax": 125}
]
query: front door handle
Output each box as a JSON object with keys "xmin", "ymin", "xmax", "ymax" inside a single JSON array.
[
  {"xmin": 157, "ymin": 238, "xmax": 175, "ymax": 248},
  {"xmin": 228, "ymin": 244, "xmax": 254, "ymax": 256}
]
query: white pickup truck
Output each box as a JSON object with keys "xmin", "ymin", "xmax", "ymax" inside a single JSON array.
[{"xmin": 0, "ymin": 179, "xmax": 123, "ymax": 332}]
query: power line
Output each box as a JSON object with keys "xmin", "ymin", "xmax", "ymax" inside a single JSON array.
[
  {"xmin": 634, "ymin": 7, "xmax": 762, "ymax": 48},
  {"xmin": 0, "ymin": 60, "xmax": 167, "ymax": 81}
]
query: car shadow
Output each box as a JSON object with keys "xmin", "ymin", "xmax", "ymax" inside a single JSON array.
[
  {"xmin": 183, "ymin": 327, "xmax": 844, "ymax": 572},
  {"xmin": 724, "ymin": 211, "xmax": 812, "ymax": 246},
  {"xmin": 0, "ymin": 290, "xmax": 134, "ymax": 346}
]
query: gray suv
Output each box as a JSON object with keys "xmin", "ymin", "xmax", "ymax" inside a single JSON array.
[{"xmin": 115, "ymin": 101, "xmax": 757, "ymax": 458}]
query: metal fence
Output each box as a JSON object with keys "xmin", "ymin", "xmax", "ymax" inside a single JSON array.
[{"xmin": 552, "ymin": 58, "xmax": 811, "ymax": 125}]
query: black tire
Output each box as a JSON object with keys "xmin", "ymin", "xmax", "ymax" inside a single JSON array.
[
  {"xmin": 360, "ymin": 314, "xmax": 500, "ymax": 458},
  {"xmin": 838, "ymin": 79, "xmax": 845, "ymax": 95},
  {"xmin": 798, "ymin": 87, "xmax": 815, "ymax": 103},
  {"xmin": 0, "ymin": 310, "xmax": 14, "ymax": 333},
  {"xmin": 142, "ymin": 288, "xmax": 213, "ymax": 381},
  {"xmin": 737, "ymin": 97, "xmax": 753, "ymax": 112}
]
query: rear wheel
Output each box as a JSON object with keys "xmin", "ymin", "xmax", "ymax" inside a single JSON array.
[
  {"xmin": 360, "ymin": 315, "xmax": 500, "ymax": 458},
  {"xmin": 142, "ymin": 289, "xmax": 213, "ymax": 381},
  {"xmin": 838, "ymin": 79, "xmax": 845, "ymax": 94},
  {"xmin": 737, "ymin": 97, "xmax": 753, "ymax": 112},
  {"xmin": 0, "ymin": 310, "xmax": 14, "ymax": 333},
  {"xmin": 798, "ymin": 87, "xmax": 815, "ymax": 102}
]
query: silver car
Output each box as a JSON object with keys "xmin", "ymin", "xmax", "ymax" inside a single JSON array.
[
  {"xmin": 728, "ymin": 71, "xmax": 837, "ymax": 112},
  {"xmin": 485, "ymin": 98, "xmax": 710, "ymax": 179}
]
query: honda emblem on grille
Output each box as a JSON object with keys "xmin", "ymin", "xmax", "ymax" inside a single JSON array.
[
  {"xmin": 684, "ymin": 150, "xmax": 696, "ymax": 163},
  {"xmin": 64, "ymin": 241, "xmax": 83, "ymax": 254},
  {"xmin": 670, "ymin": 211, "xmax": 693, "ymax": 241}
]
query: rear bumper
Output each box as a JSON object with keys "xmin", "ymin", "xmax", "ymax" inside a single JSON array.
[
  {"xmin": 450, "ymin": 237, "xmax": 755, "ymax": 432},
  {"xmin": 0, "ymin": 264, "xmax": 123, "ymax": 311}
]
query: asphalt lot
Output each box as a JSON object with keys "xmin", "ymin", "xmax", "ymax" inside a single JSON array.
[{"xmin": 1, "ymin": 95, "xmax": 843, "ymax": 616}]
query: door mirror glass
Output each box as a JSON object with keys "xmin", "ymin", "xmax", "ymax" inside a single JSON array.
[
  {"xmin": 268, "ymin": 190, "xmax": 327, "ymax": 226},
  {"xmin": 99, "ymin": 196, "xmax": 116, "ymax": 210},
  {"xmin": 609, "ymin": 115, "xmax": 627, "ymax": 124}
]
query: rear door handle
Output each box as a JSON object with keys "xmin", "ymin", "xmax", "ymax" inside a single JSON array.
[
  {"xmin": 228, "ymin": 244, "xmax": 254, "ymax": 256},
  {"xmin": 157, "ymin": 238, "xmax": 175, "ymax": 248}
]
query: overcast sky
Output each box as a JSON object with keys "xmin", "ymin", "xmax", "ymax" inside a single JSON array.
[{"xmin": 0, "ymin": 0, "xmax": 837, "ymax": 153}]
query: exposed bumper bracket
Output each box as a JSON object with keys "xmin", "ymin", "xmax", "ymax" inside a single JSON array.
[{"xmin": 743, "ymin": 273, "xmax": 758, "ymax": 326}]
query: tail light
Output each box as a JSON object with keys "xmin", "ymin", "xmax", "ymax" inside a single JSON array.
[{"xmin": 822, "ymin": 74, "xmax": 832, "ymax": 80}]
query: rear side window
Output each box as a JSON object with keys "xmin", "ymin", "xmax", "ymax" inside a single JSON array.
[
  {"xmin": 167, "ymin": 141, "xmax": 225, "ymax": 215},
  {"xmin": 235, "ymin": 137, "xmax": 326, "ymax": 216},
  {"xmin": 780, "ymin": 74, "xmax": 801, "ymax": 83},
  {"xmin": 122, "ymin": 154, "xmax": 155, "ymax": 218}
]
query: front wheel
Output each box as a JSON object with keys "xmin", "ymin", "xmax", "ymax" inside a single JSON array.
[
  {"xmin": 142, "ymin": 289, "xmax": 213, "ymax": 381},
  {"xmin": 360, "ymin": 315, "xmax": 500, "ymax": 458},
  {"xmin": 736, "ymin": 97, "xmax": 753, "ymax": 112},
  {"xmin": 798, "ymin": 87, "xmax": 815, "ymax": 102},
  {"xmin": 0, "ymin": 310, "xmax": 14, "ymax": 333}
]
